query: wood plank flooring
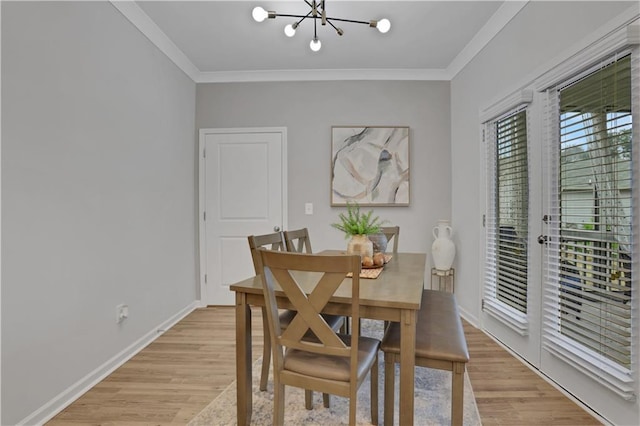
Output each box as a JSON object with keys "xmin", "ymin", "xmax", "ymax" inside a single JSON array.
[
  {"xmin": 462, "ymin": 321, "xmax": 601, "ymax": 425},
  {"xmin": 47, "ymin": 306, "xmax": 602, "ymax": 425}
]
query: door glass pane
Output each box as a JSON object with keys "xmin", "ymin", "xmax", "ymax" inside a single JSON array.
[
  {"xmin": 496, "ymin": 110, "xmax": 529, "ymax": 313},
  {"xmin": 558, "ymin": 55, "xmax": 633, "ymax": 369}
]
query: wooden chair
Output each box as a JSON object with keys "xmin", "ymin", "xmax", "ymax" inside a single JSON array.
[
  {"xmin": 283, "ymin": 228, "xmax": 312, "ymax": 253},
  {"xmin": 380, "ymin": 226, "xmax": 400, "ymax": 254},
  {"xmin": 247, "ymin": 232, "xmax": 290, "ymax": 392},
  {"xmin": 285, "ymin": 228, "xmax": 348, "ymax": 337},
  {"xmin": 248, "ymin": 232, "xmax": 344, "ymax": 396},
  {"xmin": 259, "ymin": 249, "xmax": 380, "ymax": 425}
]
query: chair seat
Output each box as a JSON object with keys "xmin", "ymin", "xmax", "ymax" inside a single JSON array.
[{"xmin": 284, "ymin": 335, "xmax": 380, "ymax": 382}]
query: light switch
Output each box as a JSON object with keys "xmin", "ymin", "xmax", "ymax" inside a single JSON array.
[{"xmin": 305, "ymin": 203, "xmax": 313, "ymax": 215}]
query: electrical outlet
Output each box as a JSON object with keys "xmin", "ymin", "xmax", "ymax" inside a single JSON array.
[
  {"xmin": 305, "ymin": 202, "xmax": 313, "ymax": 215},
  {"xmin": 116, "ymin": 304, "xmax": 129, "ymax": 323}
]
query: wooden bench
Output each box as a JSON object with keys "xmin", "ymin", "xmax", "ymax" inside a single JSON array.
[{"xmin": 380, "ymin": 290, "xmax": 469, "ymax": 426}]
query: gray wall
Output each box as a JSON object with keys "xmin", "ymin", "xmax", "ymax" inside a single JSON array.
[
  {"xmin": 1, "ymin": 2, "xmax": 197, "ymax": 424},
  {"xmin": 5, "ymin": 0, "xmax": 632, "ymax": 423},
  {"xmin": 450, "ymin": 2, "xmax": 635, "ymax": 322},
  {"xmin": 196, "ymin": 81, "xmax": 451, "ymax": 258}
]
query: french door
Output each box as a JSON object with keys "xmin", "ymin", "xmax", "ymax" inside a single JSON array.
[
  {"xmin": 483, "ymin": 50, "xmax": 637, "ymax": 425},
  {"xmin": 481, "ymin": 97, "xmax": 544, "ymax": 366},
  {"xmin": 538, "ymin": 53, "xmax": 636, "ymax": 425}
]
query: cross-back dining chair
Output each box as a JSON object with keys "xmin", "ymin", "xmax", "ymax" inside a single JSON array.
[
  {"xmin": 259, "ymin": 249, "xmax": 380, "ymax": 425},
  {"xmin": 285, "ymin": 227, "xmax": 349, "ymax": 337},
  {"xmin": 283, "ymin": 227, "xmax": 312, "ymax": 253},
  {"xmin": 247, "ymin": 232, "xmax": 295, "ymax": 393},
  {"xmin": 248, "ymin": 232, "xmax": 345, "ymax": 400},
  {"xmin": 380, "ymin": 226, "xmax": 400, "ymax": 254}
]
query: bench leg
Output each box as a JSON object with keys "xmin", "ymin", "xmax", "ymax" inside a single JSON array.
[
  {"xmin": 323, "ymin": 393, "xmax": 330, "ymax": 408},
  {"xmin": 384, "ymin": 353, "xmax": 396, "ymax": 426},
  {"xmin": 305, "ymin": 390, "xmax": 313, "ymax": 410},
  {"xmin": 451, "ymin": 362, "xmax": 465, "ymax": 426}
]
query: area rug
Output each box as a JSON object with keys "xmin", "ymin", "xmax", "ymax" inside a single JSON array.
[{"xmin": 189, "ymin": 319, "xmax": 482, "ymax": 425}]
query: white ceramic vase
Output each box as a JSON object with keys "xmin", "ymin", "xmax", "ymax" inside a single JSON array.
[{"xmin": 431, "ymin": 220, "xmax": 456, "ymax": 271}]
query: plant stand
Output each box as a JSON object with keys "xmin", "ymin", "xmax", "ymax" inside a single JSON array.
[{"xmin": 430, "ymin": 267, "xmax": 455, "ymax": 293}]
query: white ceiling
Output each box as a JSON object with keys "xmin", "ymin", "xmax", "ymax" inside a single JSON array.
[{"xmin": 114, "ymin": 1, "xmax": 528, "ymax": 82}]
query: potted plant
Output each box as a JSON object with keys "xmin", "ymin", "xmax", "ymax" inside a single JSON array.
[{"xmin": 331, "ymin": 202, "xmax": 385, "ymax": 260}]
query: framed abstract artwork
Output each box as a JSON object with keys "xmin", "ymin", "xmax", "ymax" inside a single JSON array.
[{"xmin": 331, "ymin": 126, "xmax": 410, "ymax": 206}]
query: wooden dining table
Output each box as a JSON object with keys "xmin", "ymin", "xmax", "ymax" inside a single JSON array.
[{"xmin": 230, "ymin": 251, "xmax": 426, "ymax": 425}]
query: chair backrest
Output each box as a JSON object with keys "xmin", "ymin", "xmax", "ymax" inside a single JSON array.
[
  {"xmin": 283, "ymin": 228, "xmax": 313, "ymax": 253},
  {"xmin": 247, "ymin": 232, "xmax": 286, "ymax": 275},
  {"xmin": 259, "ymin": 250, "xmax": 362, "ymax": 367},
  {"xmin": 380, "ymin": 226, "xmax": 400, "ymax": 254}
]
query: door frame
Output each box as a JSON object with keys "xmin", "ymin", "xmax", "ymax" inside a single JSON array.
[
  {"xmin": 197, "ymin": 127, "xmax": 288, "ymax": 307},
  {"xmin": 477, "ymin": 94, "xmax": 543, "ymax": 367}
]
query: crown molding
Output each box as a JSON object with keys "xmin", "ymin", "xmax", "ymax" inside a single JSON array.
[
  {"xmin": 447, "ymin": 1, "xmax": 529, "ymax": 80},
  {"xmin": 111, "ymin": 0, "xmax": 526, "ymax": 83},
  {"xmin": 110, "ymin": 1, "xmax": 200, "ymax": 82},
  {"xmin": 196, "ymin": 68, "xmax": 450, "ymax": 83}
]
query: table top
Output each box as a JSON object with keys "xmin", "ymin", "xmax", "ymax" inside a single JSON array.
[{"xmin": 230, "ymin": 251, "xmax": 426, "ymax": 311}]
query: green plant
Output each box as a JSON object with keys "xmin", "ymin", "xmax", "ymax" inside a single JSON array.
[{"xmin": 331, "ymin": 202, "xmax": 384, "ymax": 237}]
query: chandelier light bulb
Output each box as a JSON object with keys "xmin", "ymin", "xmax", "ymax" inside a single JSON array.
[
  {"xmin": 309, "ymin": 38, "xmax": 322, "ymax": 52},
  {"xmin": 377, "ymin": 18, "xmax": 391, "ymax": 33},
  {"xmin": 284, "ymin": 24, "xmax": 296, "ymax": 37},
  {"xmin": 252, "ymin": 6, "xmax": 268, "ymax": 22}
]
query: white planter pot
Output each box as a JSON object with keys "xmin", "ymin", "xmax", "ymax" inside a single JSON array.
[
  {"xmin": 431, "ymin": 220, "xmax": 456, "ymax": 271},
  {"xmin": 347, "ymin": 234, "xmax": 374, "ymax": 259}
]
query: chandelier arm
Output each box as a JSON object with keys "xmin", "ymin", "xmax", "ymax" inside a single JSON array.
[
  {"xmin": 295, "ymin": 13, "xmax": 310, "ymax": 27},
  {"xmin": 273, "ymin": 14, "xmax": 371, "ymax": 27},
  {"xmin": 324, "ymin": 16, "xmax": 371, "ymax": 26},
  {"xmin": 272, "ymin": 13, "xmax": 313, "ymax": 20},
  {"xmin": 325, "ymin": 19, "xmax": 340, "ymax": 32},
  {"xmin": 313, "ymin": 11, "xmax": 318, "ymax": 39}
]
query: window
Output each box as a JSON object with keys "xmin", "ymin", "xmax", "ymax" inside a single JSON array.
[
  {"xmin": 484, "ymin": 106, "xmax": 530, "ymax": 332},
  {"xmin": 543, "ymin": 53, "xmax": 635, "ymax": 397}
]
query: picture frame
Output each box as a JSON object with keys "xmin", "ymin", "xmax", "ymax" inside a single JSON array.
[{"xmin": 331, "ymin": 126, "xmax": 410, "ymax": 206}]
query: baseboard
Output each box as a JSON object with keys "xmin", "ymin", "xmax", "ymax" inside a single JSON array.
[
  {"xmin": 18, "ymin": 301, "xmax": 199, "ymax": 426},
  {"xmin": 458, "ymin": 306, "xmax": 479, "ymax": 327}
]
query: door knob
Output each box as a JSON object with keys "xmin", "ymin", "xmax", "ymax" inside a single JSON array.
[
  {"xmin": 274, "ymin": 226, "xmax": 281, "ymax": 232},
  {"xmin": 537, "ymin": 235, "xmax": 548, "ymax": 244}
]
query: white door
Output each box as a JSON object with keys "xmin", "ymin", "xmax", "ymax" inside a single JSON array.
[
  {"xmin": 480, "ymin": 101, "xmax": 543, "ymax": 366},
  {"xmin": 537, "ymin": 54, "xmax": 636, "ymax": 425},
  {"xmin": 199, "ymin": 128, "xmax": 287, "ymax": 306}
]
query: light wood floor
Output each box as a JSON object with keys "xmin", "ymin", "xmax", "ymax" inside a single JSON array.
[{"xmin": 47, "ymin": 306, "xmax": 601, "ymax": 425}]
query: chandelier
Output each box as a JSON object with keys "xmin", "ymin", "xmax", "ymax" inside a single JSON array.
[{"xmin": 252, "ymin": 1, "xmax": 390, "ymax": 52}]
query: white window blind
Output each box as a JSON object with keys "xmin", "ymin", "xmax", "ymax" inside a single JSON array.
[
  {"xmin": 484, "ymin": 107, "xmax": 530, "ymax": 334},
  {"xmin": 543, "ymin": 52, "xmax": 636, "ymax": 399}
]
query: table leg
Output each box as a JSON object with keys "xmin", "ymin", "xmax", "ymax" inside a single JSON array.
[
  {"xmin": 399, "ymin": 308, "xmax": 416, "ymax": 425},
  {"xmin": 236, "ymin": 293, "xmax": 252, "ymax": 426}
]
